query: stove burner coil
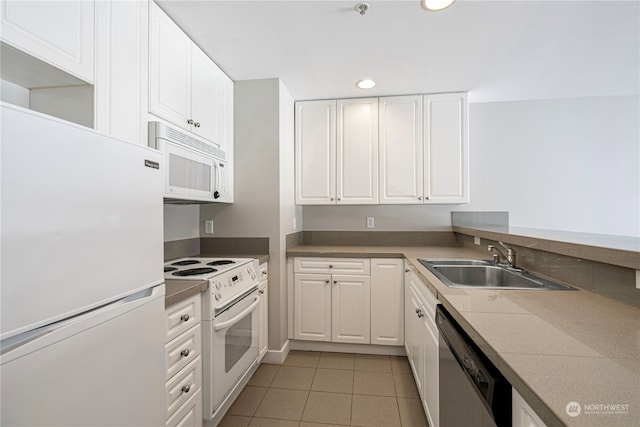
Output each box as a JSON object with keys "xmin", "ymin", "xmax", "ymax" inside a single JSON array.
[
  {"xmin": 172, "ymin": 267, "xmax": 217, "ymax": 276},
  {"xmin": 206, "ymin": 260, "xmax": 235, "ymax": 266},
  {"xmin": 164, "ymin": 266, "xmax": 178, "ymax": 272},
  {"xmin": 171, "ymin": 259, "xmax": 201, "ymax": 266}
]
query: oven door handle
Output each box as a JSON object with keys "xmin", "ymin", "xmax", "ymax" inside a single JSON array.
[{"xmin": 213, "ymin": 296, "xmax": 260, "ymax": 331}]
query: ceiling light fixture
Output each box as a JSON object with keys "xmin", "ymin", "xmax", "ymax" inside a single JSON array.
[
  {"xmin": 356, "ymin": 79, "xmax": 376, "ymax": 89},
  {"xmin": 422, "ymin": 0, "xmax": 455, "ymax": 12},
  {"xmin": 355, "ymin": 2, "xmax": 369, "ymax": 16}
]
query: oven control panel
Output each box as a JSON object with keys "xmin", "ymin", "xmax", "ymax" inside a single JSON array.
[{"xmin": 202, "ymin": 260, "xmax": 259, "ymax": 315}]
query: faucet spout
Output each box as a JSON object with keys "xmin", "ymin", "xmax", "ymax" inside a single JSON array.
[{"xmin": 487, "ymin": 242, "xmax": 517, "ymax": 268}]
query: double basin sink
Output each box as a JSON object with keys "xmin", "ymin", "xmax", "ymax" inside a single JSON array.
[{"xmin": 418, "ymin": 259, "xmax": 575, "ymax": 290}]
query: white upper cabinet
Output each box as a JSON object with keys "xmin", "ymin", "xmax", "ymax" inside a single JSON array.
[
  {"xmin": 295, "ymin": 99, "xmax": 336, "ymax": 204},
  {"xmin": 95, "ymin": 0, "xmax": 148, "ymax": 145},
  {"xmin": 336, "ymin": 98, "xmax": 379, "ymax": 204},
  {"xmin": 149, "ymin": 2, "xmax": 232, "ymax": 149},
  {"xmin": 379, "ymin": 95, "xmax": 423, "ymax": 204},
  {"xmin": 0, "ymin": 0, "xmax": 95, "ymax": 83},
  {"xmin": 295, "ymin": 93, "xmax": 468, "ymax": 205},
  {"xmin": 149, "ymin": 2, "xmax": 191, "ymax": 131},
  {"xmin": 424, "ymin": 93, "xmax": 469, "ymax": 203}
]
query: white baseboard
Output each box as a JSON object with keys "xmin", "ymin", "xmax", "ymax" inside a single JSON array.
[
  {"xmin": 289, "ymin": 340, "xmax": 406, "ymax": 356},
  {"xmin": 261, "ymin": 339, "xmax": 291, "ymax": 364}
]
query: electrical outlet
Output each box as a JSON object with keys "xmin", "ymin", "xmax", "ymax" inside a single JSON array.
[
  {"xmin": 205, "ymin": 220, "xmax": 214, "ymax": 234},
  {"xmin": 474, "ymin": 236, "xmax": 481, "ymax": 245},
  {"xmin": 366, "ymin": 217, "xmax": 374, "ymax": 228}
]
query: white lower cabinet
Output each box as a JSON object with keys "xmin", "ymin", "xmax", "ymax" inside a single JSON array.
[
  {"xmin": 512, "ymin": 388, "xmax": 548, "ymax": 427},
  {"xmin": 293, "ymin": 257, "xmax": 402, "ymax": 346},
  {"xmin": 371, "ymin": 258, "xmax": 404, "ymax": 346},
  {"xmin": 404, "ymin": 263, "xmax": 439, "ymax": 427},
  {"xmin": 258, "ymin": 261, "xmax": 269, "ymax": 361},
  {"xmin": 331, "ymin": 274, "xmax": 371, "ymax": 344},
  {"xmin": 165, "ymin": 293, "xmax": 203, "ymax": 427}
]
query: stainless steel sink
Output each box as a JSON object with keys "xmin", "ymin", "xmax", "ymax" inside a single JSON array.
[{"xmin": 418, "ymin": 259, "xmax": 575, "ymax": 290}]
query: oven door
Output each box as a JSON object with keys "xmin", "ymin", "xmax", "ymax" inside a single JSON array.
[{"xmin": 210, "ymin": 287, "xmax": 260, "ymax": 412}]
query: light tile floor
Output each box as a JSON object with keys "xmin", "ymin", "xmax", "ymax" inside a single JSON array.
[{"xmin": 214, "ymin": 351, "xmax": 429, "ymax": 427}]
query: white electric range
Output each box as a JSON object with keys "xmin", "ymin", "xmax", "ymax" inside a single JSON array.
[{"xmin": 164, "ymin": 257, "xmax": 260, "ymax": 420}]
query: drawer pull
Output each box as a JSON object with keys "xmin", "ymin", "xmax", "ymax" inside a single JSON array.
[
  {"xmin": 259, "ymin": 290, "xmax": 265, "ymax": 295},
  {"xmin": 180, "ymin": 314, "xmax": 190, "ymax": 322},
  {"xmin": 181, "ymin": 385, "xmax": 191, "ymax": 393},
  {"xmin": 180, "ymin": 349, "xmax": 190, "ymax": 358}
]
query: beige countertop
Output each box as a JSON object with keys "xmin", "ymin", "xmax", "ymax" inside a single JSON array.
[
  {"xmin": 165, "ymin": 279, "xmax": 208, "ymax": 307},
  {"xmin": 288, "ymin": 245, "xmax": 640, "ymax": 427}
]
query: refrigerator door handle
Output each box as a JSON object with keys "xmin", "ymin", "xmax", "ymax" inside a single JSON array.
[{"xmin": 1, "ymin": 284, "xmax": 165, "ymax": 361}]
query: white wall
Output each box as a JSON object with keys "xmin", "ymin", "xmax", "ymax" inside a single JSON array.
[
  {"xmin": 200, "ymin": 78, "xmax": 296, "ymax": 352},
  {"xmin": 465, "ymin": 95, "xmax": 639, "ymax": 237},
  {"xmin": 304, "ymin": 94, "xmax": 640, "ymax": 237},
  {"xmin": 164, "ymin": 205, "xmax": 199, "ymax": 241}
]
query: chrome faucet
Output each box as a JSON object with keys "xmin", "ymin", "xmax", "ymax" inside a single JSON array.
[{"xmin": 488, "ymin": 242, "xmax": 517, "ymax": 268}]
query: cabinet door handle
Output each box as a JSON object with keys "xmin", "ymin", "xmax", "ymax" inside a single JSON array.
[
  {"xmin": 187, "ymin": 119, "xmax": 194, "ymax": 125},
  {"xmin": 259, "ymin": 289, "xmax": 265, "ymax": 295},
  {"xmin": 333, "ymin": 280, "xmax": 337, "ymax": 284},
  {"xmin": 180, "ymin": 349, "xmax": 190, "ymax": 357},
  {"xmin": 180, "ymin": 314, "xmax": 190, "ymax": 322},
  {"xmin": 181, "ymin": 385, "xmax": 191, "ymax": 393},
  {"xmin": 194, "ymin": 122, "xmax": 201, "ymax": 127},
  {"xmin": 405, "ymin": 269, "xmax": 410, "ymax": 273},
  {"xmin": 325, "ymin": 280, "xmax": 330, "ymax": 283},
  {"xmin": 418, "ymin": 197, "xmax": 422, "ymax": 200},
  {"xmin": 416, "ymin": 309, "xmax": 424, "ymax": 318}
]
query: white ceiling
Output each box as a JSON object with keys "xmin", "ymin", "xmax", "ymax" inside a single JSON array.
[{"xmin": 157, "ymin": 0, "xmax": 639, "ymax": 102}]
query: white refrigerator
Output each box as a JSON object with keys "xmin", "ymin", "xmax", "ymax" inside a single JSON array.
[{"xmin": 1, "ymin": 103, "xmax": 166, "ymax": 426}]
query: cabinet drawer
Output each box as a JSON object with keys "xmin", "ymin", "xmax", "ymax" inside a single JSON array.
[
  {"xmin": 166, "ymin": 356, "xmax": 202, "ymax": 419},
  {"xmin": 294, "ymin": 257, "xmax": 370, "ymax": 275},
  {"xmin": 166, "ymin": 293, "xmax": 201, "ymax": 342},
  {"xmin": 166, "ymin": 388, "xmax": 202, "ymax": 427},
  {"xmin": 165, "ymin": 324, "xmax": 202, "ymax": 380}
]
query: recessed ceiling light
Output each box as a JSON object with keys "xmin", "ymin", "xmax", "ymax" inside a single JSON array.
[
  {"xmin": 422, "ymin": 0, "xmax": 455, "ymax": 12},
  {"xmin": 356, "ymin": 79, "xmax": 376, "ymax": 89}
]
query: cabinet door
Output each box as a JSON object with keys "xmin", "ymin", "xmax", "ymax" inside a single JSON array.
[
  {"xmin": 512, "ymin": 388, "xmax": 548, "ymax": 427},
  {"xmin": 421, "ymin": 306, "xmax": 439, "ymax": 427},
  {"xmin": 149, "ymin": 2, "xmax": 191, "ymax": 131},
  {"xmin": 423, "ymin": 93, "xmax": 468, "ymax": 203},
  {"xmin": 371, "ymin": 259, "xmax": 404, "ymax": 346},
  {"xmin": 95, "ymin": 0, "xmax": 147, "ymax": 145},
  {"xmin": 406, "ymin": 283, "xmax": 423, "ymax": 392},
  {"xmin": 294, "ymin": 273, "xmax": 331, "ymax": 341},
  {"xmin": 258, "ymin": 279, "xmax": 268, "ymax": 360},
  {"xmin": 379, "ymin": 95, "xmax": 423, "ymax": 204},
  {"xmin": 215, "ymin": 69, "xmax": 234, "ymax": 152},
  {"xmin": 336, "ymin": 98, "xmax": 378, "ymax": 204},
  {"xmin": 0, "ymin": 0, "xmax": 94, "ymax": 83},
  {"xmin": 191, "ymin": 45, "xmax": 218, "ymax": 144},
  {"xmin": 331, "ymin": 274, "xmax": 370, "ymax": 344},
  {"xmin": 295, "ymin": 100, "xmax": 336, "ymax": 204}
]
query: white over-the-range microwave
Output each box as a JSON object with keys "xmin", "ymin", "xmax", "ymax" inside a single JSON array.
[{"xmin": 148, "ymin": 122, "xmax": 231, "ymax": 204}]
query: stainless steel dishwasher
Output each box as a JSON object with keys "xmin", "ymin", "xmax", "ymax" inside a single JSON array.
[{"xmin": 436, "ymin": 305, "xmax": 512, "ymax": 427}]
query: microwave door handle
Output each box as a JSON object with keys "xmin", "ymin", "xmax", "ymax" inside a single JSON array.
[
  {"xmin": 215, "ymin": 162, "xmax": 221, "ymax": 194},
  {"xmin": 213, "ymin": 296, "xmax": 260, "ymax": 331}
]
